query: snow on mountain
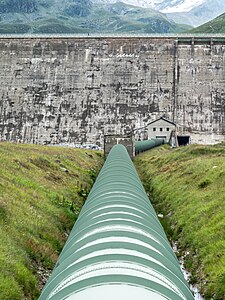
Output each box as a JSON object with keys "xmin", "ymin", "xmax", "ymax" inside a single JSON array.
[
  {"xmin": 92, "ymin": 0, "xmax": 225, "ymax": 27},
  {"xmin": 92, "ymin": 0, "xmax": 206, "ymax": 13},
  {"xmin": 165, "ymin": 0, "xmax": 225, "ymax": 26},
  {"xmin": 160, "ymin": 0, "xmax": 205, "ymax": 13}
]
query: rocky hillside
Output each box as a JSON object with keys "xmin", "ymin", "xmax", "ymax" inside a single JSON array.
[
  {"xmin": 0, "ymin": 0, "xmax": 37, "ymax": 13},
  {"xmin": 0, "ymin": 0, "xmax": 192, "ymax": 34},
  {"xmin": 92, "ymin": 0, "xmax": 225, "ymax": 27},
  {"xmin": 164, "ymin": 0, "xmax": 225, "ymax": 27}
]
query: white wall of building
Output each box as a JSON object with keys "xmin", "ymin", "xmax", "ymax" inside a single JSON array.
[{"xmin": 147, "ymin": 119, "xmax": 176, "ymax": 143}]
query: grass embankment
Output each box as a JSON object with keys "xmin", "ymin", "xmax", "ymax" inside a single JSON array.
[
  {"xmin": 0, "ymin": 142, "xmax": 103, "ymax": 300},
  {"xmin": 134, "ymin": 143, "xmax": 225, "ymax": 300}
]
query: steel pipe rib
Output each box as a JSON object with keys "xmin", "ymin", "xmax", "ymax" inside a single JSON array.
[{"xmin": 39, "ymin": 144, "xmax": 194, "ymax": 300}]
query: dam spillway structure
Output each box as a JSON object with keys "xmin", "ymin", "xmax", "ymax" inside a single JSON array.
[{"xmin": 39, "ymin": 144, "xmax": 194, "ymax": 300}]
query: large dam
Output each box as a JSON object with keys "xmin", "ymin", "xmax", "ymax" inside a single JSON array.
[{"xmin": 0, "ymin": 35, "xmax": 225, "ymax": 145}]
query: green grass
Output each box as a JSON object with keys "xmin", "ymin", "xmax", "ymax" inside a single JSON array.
[
  {"xmin": 0, "ymin": 23, "xmax": 31, "ymax": 33},
  {"xmin": 0, "ymin": 142, "xmax": 103, "ymax": 299},
  {"xmin": 0, "ymin": 1, "xmax": 192, "ymax": 34},
  {"xmin": 134, "ymin": 143, "xmax": 225, "ymax": 300}
]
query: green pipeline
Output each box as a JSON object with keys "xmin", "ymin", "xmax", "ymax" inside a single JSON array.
[{"xmin": 39, "ymin": 144, "xmax": 194, "ymax": 300}]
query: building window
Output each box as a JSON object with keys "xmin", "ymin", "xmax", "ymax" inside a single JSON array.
[
  {"xmin": 160, "ymin": 128, "xmax": 163, "ymax": 132},
  {"xmin": 153, "ymin": 128, "xmax": 156, "ymax": 131},
  {"xmin": 167, "ymin": 128, "xmax": 170, "ymax": 131}
]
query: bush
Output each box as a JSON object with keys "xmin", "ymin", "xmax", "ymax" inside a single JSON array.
[{"xmin": 198, "ymin": 178, "xmax": 212, "ymax": 189}]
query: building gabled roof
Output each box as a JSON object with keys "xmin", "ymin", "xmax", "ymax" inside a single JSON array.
[{"xmin": 147, "ymin": 117, "xmax": 176, "ymax": 126}]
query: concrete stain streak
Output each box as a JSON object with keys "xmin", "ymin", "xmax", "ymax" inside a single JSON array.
[{"xmin": 0, "ymin": 37, "xmax": 224, "ymax": 145}]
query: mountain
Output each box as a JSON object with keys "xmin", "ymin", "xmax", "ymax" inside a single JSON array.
[
  {"xmin": 189, "ymin": 12, "xmax": 225, "ymax": 33},
  {"xmin": 0, "ymin": 0, "xmax": 37, "ymax": 13},
  {"xmin": 0, "ymin": 0, "xmax": 192, "ymax": 34},
  {"xmin": 92, "ymin": 0, "xmax": 225, "ymax": 27},
  {"xmin": 166, "ymin": 0, "xmax": 225, "ymax": 27},
  {"xmin": 92, "ymin": 0, "xmax": 205, "ymax": 12}
]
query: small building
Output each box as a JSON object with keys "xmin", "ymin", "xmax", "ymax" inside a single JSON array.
[
  {"xmin": 104, "ymin": 134, "xmax": 134, "ymax": 159},
  {"xmin": 147, "ymin": 117, "xmax": 176, "ymax": 144}
]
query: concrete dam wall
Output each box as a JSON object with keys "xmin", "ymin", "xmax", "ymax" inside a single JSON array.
[{"xmin": 0, "ymin": 36, "xmax": 224, "ymax": 145}]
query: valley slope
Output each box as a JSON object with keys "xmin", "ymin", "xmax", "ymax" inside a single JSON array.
[
  {"xmin": 189, "ymin": 12, "xmax": 225, "ymax": 33},
  {"xmin": 0, "ymin": 0, "xmax": 191, "ymax": 34}
]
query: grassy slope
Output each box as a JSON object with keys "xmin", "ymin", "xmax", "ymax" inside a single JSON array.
[
  {"xmin": 82, "ymin": 3, "xmax": 192, "ymax": 34},
  {"xmin": 0, "ymin": 142, "xmax": 103, "ymax": 300},
  {"xmin": 190, "ymin": 13, "xmax": 225, "ymax": 33},
  {"xmin": 134, "ymin": 143, "xmax": 225, "ymax": 300},
  {"xmin": 0, "ymin": 1, "xmax": 192, "ymax": 34}
]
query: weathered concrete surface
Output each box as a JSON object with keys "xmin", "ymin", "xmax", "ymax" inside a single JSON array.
[{"xmin": 0, "ymin": 37, "xmax": 224, "ymax": 145}]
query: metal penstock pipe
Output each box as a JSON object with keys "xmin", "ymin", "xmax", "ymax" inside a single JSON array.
[{"xmin": 39, "ymin": 144, "xmax": 194, "ymax": 300}]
